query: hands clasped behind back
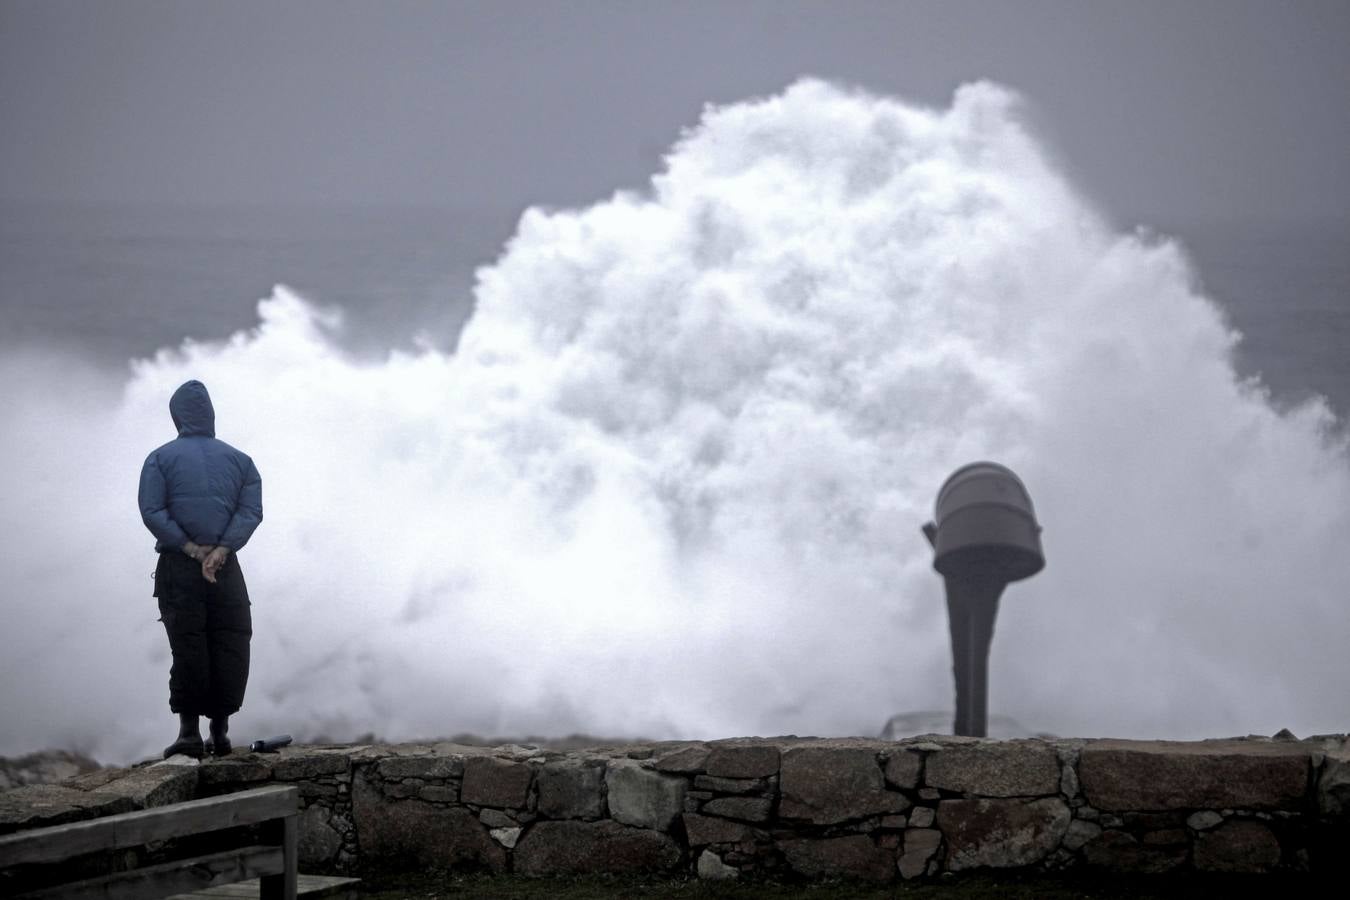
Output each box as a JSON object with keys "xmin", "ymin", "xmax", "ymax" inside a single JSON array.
[{"xmin": 182, "ymin": 541, "xmax": 231, "ymax": 583}]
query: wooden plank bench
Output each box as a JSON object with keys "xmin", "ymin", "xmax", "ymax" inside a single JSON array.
[
  {"xmin": 172, "ymin": 873, "xmax": 360, "ymax": 899},
  {"xmin": 0, "ymin": 784, "xmax": 299, "ymax": 900}
]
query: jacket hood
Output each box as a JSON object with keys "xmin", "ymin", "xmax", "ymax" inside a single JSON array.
[{"xmin": 170, "ymin": 380, "xmax": 216, "ymax": 437}]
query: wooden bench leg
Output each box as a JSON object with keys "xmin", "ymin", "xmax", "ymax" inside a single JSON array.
[{"xmin": 259, "ymin": 814, "xmax": 297, "ymax": 900}]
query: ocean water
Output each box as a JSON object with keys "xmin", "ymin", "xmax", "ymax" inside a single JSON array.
[
  {"xmin": 0, "ymin": 202, "xmax": 509, "ymax": 366},
  {"xmin": 1, "ymin": 80, "xmax": 1348, "ymax": 763}
]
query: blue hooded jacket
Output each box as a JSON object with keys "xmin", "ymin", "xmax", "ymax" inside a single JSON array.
[{"xmin": 139, "ymin": 380, "xmax": 263, "ymax": 553}]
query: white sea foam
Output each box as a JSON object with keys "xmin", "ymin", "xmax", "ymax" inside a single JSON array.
[{"xmin": 2, "ymin": 80, "xmax": 1347, "ymax": 763}]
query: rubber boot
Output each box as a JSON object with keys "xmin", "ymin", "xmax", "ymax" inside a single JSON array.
[
  {"xmin": 163, "ymin": 713, "xmax": 204, "ymax": 759},
  {"xmin": 206, "ymin": 717, "xmax": 231, "ymax": 756}
]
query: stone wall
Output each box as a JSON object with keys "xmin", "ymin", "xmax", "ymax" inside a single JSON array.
[{"xmin": 4, "ymin": 734, "xmax": 1348, "ymax": 882}]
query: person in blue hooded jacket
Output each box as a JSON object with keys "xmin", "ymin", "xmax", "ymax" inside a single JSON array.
[{"xmin": 139, "ymin": 380, "xmax": 262, "ymax": 758}]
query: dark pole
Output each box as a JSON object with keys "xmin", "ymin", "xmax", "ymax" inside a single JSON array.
[
  {"xmin": 922, "ymin": 461, "xmax": 1044, "ymax": 740},
  {"xmin": 944, "ymin": 574, "xmax": 1004, "ymax": 737}
]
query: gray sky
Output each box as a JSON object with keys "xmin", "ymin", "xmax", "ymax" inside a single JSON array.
[{"xmin": 2, "ymin": 0, "xmax": 1348, "ymax": 227}]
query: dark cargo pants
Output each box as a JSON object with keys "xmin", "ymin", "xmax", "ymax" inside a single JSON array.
[{"xmin": 155, "ymin": 551, "xmax": 252, "ymax": 718}]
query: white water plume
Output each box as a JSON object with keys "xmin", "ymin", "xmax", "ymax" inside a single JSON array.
[{"xmin": 2, "ymin": 80, "xmax": 1347, "ymax": 763}]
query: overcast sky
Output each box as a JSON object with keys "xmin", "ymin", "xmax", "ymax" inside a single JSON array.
[{"xmin": 2, "ymin": 0, "xmax": 1348, "ymax": 227}]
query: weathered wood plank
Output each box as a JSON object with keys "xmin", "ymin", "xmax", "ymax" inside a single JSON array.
[
  {"xmin": 0, "ymin": 786, "xmax": 297, "ymax": 868},
  {"xmin": 17, "ymin": 844, "xmax": 283, "ymax": 900},
  {"xmin": 168, "ymin": 874, "xmax": 361, "ymax": 899}
]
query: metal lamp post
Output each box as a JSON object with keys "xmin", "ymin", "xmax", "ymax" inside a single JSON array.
[{"xmin": 922, "ymin": 462, "xmax": 1045, "ymax": 737}]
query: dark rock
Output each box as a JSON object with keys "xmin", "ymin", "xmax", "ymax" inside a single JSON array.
[
  {"xmin": 705, "ymin": 744, "xmax": 780, "ymax": 778},
  {"xmin": 89, "ymin": 766, "xmax": 197, "ymax": 808},
  {"xmin": 1317, "ymin": 749, "xmax": 1350, "ymax": 817},
  {"xmin": 1193, "ymin": 820, "xmax": 1282, "ymax": 873},
  {"xmin": 1062, "ymin": 819, "xmax": 1101, "ymax": 851},
  {"xmin": 1141, "ymin": 829, "xmax": 1188, "ymax": 846},
  {"xmin": 198, "ymin": 756, "xmax": 273, "ymax": 786},
  {"xmin": 780, "ymin": 747, "xmax": 903, "ymax": 825},
  {"xmin": 537, "ymin": 760, "xmax": 604, "ymax": 820},
  {"xmin": 352, "ymin": 773, "xmax": 504, "ymax": 872},
  {"xmin": 1082, "ymin": 829, "xmax": 1187, "ymax": 873},
  {"xmin": 683, "ymin": 812, "xmax": 756, "ymax": 845},
  {"xmin": 607, "ymin": 762, "xmax": 685, "ymax": 831},
  {"xmin": 651, "ymin": 745, "xmax": 709, "ymax": 774},
  {"xmin": 1121, "ymin": 811, "xmax": 1185, "ymax": 831},
  {"xmin": 299, "ymin": 782, "xmax": 338, "ymax": 800},
  {"xmin": 461, "ymin": 757, "xmax": 532, "ymax": 809},
  {"xmin": 63, "ymin": 768, "xmax": 125, "ymax": 792},
  {"xmin": 272, "ymin": 750, "xmax": 351, "ymax": 780},
  {"xmin": 1078, "ymin": 739, "xmax": 1310, "ymax": 811},
  {"xmin": 884, "ymin": 750, "xmax": 923, "ymax": 789},
  {"xmin": 898, "ymin": 828, "xmax": 942, "ymax": 879},
  {"xmin": 924, "ymin": 742, "xmax": 1060, "ymax": 797},
  {"xmin": 937, "ymin": 797, "xmax": 1070, "ymax": 870},
  {"xmin": 298, "ymin": 803, "xmax": 344, "ymax": 867},
  {"xmin": 418, "ymin": 785, "xmax": 457, "ymax": 803},
  {"xmin": 377, "ymin": 755, "xmax": 465, "ymax": 780},
  {"xmin": 693, "ymin": 775, "xmax": 764, "ymax": 794},
  {"xmin": 702, "ymin": 796, "xmax": 772, "ymax": 823},
  {"xmin": 0, "ymin": 784, "xmax": 135, "ymax": 834},
  {"xmin": 514, "ymin": 820, "xmax": 681, "ymax": 875},
  {"xmin": 779, "ymin": 835, "xmax": 894, "ymax": 882},
  {"xmin": 478, "ymin": 808, "xmax": 515, "ymax": 828}
]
